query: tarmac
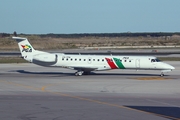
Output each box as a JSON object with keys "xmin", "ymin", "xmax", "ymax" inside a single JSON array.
[{"xmin": 0, "ymin": 61, "xmax": 180, "ymax": 120}]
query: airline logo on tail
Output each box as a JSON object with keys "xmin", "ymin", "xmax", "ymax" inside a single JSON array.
[{"xmin": 21, "ymin": 45, "xmax": 32, "ymax": 52}]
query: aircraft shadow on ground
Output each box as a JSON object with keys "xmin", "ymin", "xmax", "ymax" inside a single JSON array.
[
  {"xmin": 14, "ymin": 70, "xmax": 161, "ymax": 77},
  {"xmin": 14, "ymin": 70, "xmax": 74, "ymax": 76},
  {"xmin": 94, "ymin": 73, "xmax": 160, "ymax": 76},
  {"xmin": 15, "ymin": 70, "xmax": 63, "ymax": 74},
  {"xmin": 125, "ymin": 106, "xmax": 180, "ymax": 119}
]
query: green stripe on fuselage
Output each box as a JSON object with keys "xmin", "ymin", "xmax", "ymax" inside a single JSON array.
[{"xmin": 113, "ymin": 58, "xmax": 125, "ymax": 69}]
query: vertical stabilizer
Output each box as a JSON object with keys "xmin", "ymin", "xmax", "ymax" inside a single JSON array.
[
  {"xmin": 13, "ymin": 37, "xmax": 34, "ymax": 56},
  {"xmin": 12, "ymin": 37, "xmax": 45, "ymax": 62}
]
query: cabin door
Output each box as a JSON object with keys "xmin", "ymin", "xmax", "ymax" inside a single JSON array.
[{"xmin": 136, "ymin": 59, "xmax": 140, "ymax": 68}]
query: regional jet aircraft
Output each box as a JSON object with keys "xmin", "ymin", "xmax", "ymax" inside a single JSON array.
[{"xmin": 13, "ymin": 37, "xmax": 175, "ymax": 76}]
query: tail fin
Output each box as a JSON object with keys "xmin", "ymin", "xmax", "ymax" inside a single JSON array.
[
  {"xmin": 12, "ymin": 37, "xmax": 45, "ymax": 62},
  {"xmin": 12, "ymin": 37, "xmax": 35, "ymax": 56}
]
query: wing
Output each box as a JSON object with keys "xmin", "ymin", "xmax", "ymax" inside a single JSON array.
[{"xmin": 69, "ymin": 66, "xmax": 98, "ymax": 72}]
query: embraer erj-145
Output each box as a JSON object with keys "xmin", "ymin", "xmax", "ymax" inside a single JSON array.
[{"xmin": 13, "ymin": 37, "xmax": 175, "ymax": 76}]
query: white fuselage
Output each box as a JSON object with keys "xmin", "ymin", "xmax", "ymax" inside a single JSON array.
[
  {"xmin": 13, "ymin": 36, "xmax": 175, "ymax": 76},
  {"xmin": 31, "ymin": 53, "xmax": 174, "ymax": 71}
]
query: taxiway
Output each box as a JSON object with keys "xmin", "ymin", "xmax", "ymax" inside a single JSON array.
[{"xmin": 0, "ymin": 62, "xmax": 179, "ymax": 120}]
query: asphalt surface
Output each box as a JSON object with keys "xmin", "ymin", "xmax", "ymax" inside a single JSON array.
[{"xmin": 0, "ymin": 62, "xmax": 180, "ymax": 120}]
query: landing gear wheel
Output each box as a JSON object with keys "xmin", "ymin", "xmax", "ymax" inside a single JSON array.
[
  {"xmin": 75, "ymin": 71, "xmax": 83, "ymax": 76},
  {"xmin": 75, "ymin": 72, "xmax": 78, "ymax": 76},
  {"xmin": 160, "ymin": 73, "xmax": 164, "ymax": 77}
]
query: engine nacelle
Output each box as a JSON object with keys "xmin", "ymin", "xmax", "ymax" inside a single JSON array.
[
  {"xmin": 32, "ymin": 53, "xmax": 58, "ymax": 66},
  {"xmin": 33, "ymin": 53, "xmax": 56, "ymax": 62}
]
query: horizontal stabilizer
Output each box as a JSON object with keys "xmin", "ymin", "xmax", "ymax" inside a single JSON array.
[{"xmin": 12, "ymin": 37, "xmax": 27, "ymax": 42}]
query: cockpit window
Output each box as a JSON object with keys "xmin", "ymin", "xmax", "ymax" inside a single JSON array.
[
  {"xmin": 151, "ymin": 59, "xmax": 161, "ymax": 62},
  {"xmin": 155, "ymin": 59, "xmax": 161, "ymax": 62},
  {"xmin": 151, "ymin": 59, "xmax": 155, "ymax": 62}
]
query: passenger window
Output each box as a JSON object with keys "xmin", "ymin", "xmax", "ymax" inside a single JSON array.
[
  {"xmin": 71, "ymin": 59, "xmax": 73, "ymax": 61},
  {"xmin": 124, "ymin": 60, "xmax": 126, "ymax": 62},
  {"xmin": 84, "ymin": 59, "xmax": 86, "ymax": 61},
  {"xmin": 62, "ymin": 58, "xmax": 64, "ymax": 60},
  {"xmin": 102, "ymin": 59, "xmax": 104, "ymax": 61},
  {"xmin": 79, "ymin": 59, "xmax": 81, "ymax": 61},
  {"xmin": 93, "ymin": 59, "xmax": 95, "ymax": 61},
  {"xmin": 129, "ymin": 60, "xmax": 131, "ymax": 62},
  {"xmin": 75, "ymin": 59, "xmax": 77, "ymax": 61},
  {"xmin": 98, "ymin": 59, "xmax": 100, "ymax": 61},
  {"xmin": 89, "ymin": 59, "xmax": 91, "ymax": 61},
  {"xmin": 66, "ymin": 58, "xmax": 68, "ymax": 61}
]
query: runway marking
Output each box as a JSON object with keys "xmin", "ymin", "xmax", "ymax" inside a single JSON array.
[
  {"xmin": 41, "ymin": 87, "xmax": 179, "ymax": 120},
  {"xmin": 41, "ymin": 86, "xmax": 47, "ymax": 91},
  {"xmin": 0, "ymin": 80, "xmax": 41, "ymax": 91},
  {"xmin": 41, "ymin": 84, "xmax": 56, "ymax": 91},
  {"xmin": 134, "ymin": 77, "xmax": 171, "ymax": 80},
  {"xmin": 0, "ymin": 80, "xmax": 70, "ymax": 92},
  {"xmin": 0, "ymin": 79, "xmax": 179, "ymax": 120},
  {"xmin": 41, "ymin": 81, "xmax": 73, "ymax": 91}
]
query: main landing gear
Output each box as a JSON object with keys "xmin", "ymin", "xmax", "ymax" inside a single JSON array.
[
  {"xmin": 75, "ymin": 71, "xmax": 91, "ymax": 76},
  {"xmin": 75, "ymin": 71, "xmax": 84, "ymax": 76},
  {"xmin": 160, "ymin": 72, "xmax": 164, "ymax": 77}
]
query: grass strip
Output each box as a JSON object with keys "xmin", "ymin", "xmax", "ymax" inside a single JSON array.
[{"xmin": 0, "ymin": 57, "xmax": 28, "ymax": 63}]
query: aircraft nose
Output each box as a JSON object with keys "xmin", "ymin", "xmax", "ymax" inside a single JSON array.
[
  {"xmin": 162, "ymin": 63, "xmax": 175, "ymax": 70},
  {"xmin": 170, "ymin": 65, "xmax": 175, "ymax": 70},
  {"xmin": 166, "ymin": 64, "xmax": 175, "ymax": 70}
]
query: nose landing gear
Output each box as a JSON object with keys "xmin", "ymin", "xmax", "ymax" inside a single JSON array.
[{"xmin": 160, "ymin": 69, "xmax": 172, "ymax": 77}]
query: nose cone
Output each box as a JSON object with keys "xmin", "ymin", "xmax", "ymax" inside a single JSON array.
[
  {"xmin": 170, "ymin": 65, "xmax": 175, "ymax": 70},
  {"xmin": 161, "ymin": 63, "xmax": 175, "ymax": 70},
  {"xmin": 165, "ymin": 63, "xmax": 175, "ymax": 70}
]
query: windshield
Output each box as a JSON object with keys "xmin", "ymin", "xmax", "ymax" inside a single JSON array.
[
  {"xmin": 151, "ymin": 59, "xmax": 161, "ymax": 62},
  {"xmin": 155, "ymin": 59, "xmax": 161, "ymax": 62}
]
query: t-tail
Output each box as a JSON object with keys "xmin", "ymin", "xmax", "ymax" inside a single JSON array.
[{"xmin": 12, "ymin": 37, "xmax": 46, "ymax": 62}]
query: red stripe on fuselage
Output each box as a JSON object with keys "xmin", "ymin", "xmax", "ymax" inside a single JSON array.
[{"xmin": 105, "ymin": 58, "xmax": 118, "ymax": 69}]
